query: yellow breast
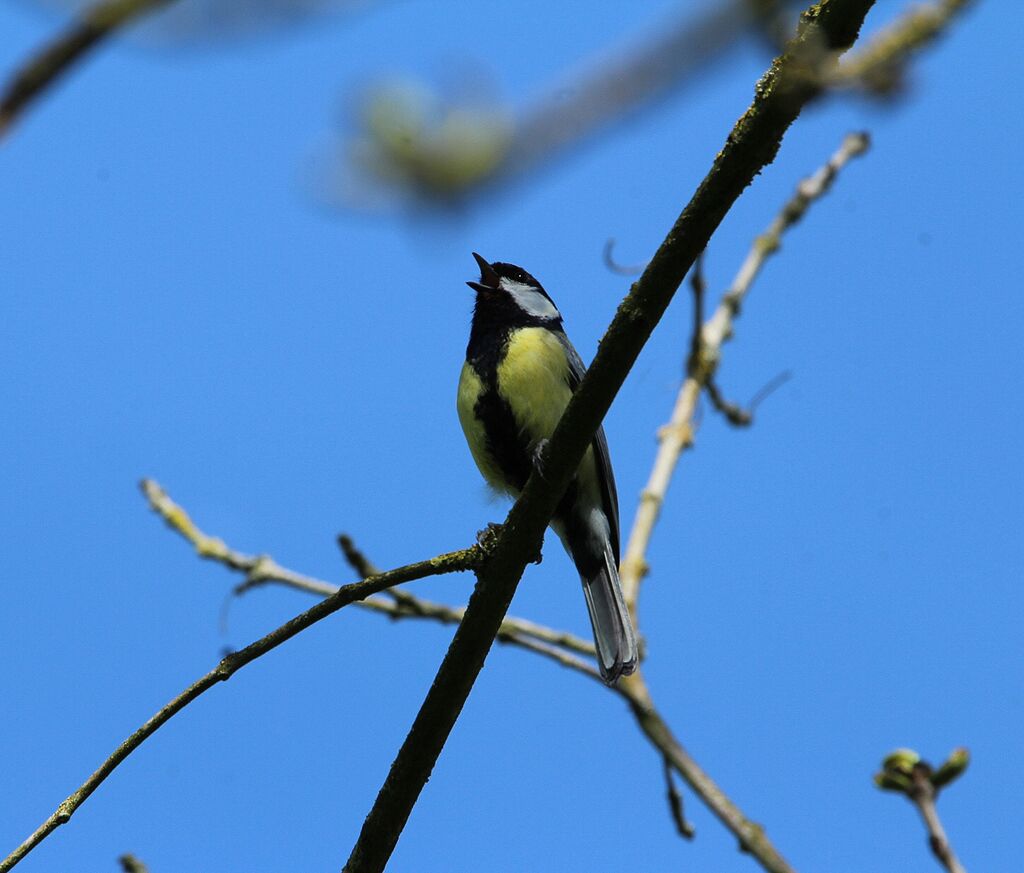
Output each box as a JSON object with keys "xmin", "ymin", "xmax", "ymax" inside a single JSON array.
[
  {"xmin": 497, "ymin": 327, "xmax": 573, "ymax": 445},
  {"xmin": 457, "ymin": 361, "xmax": 509, "ymax": 491},
  {"xmin": 457, "ymin": 327, "xmax": 601, "ymax": 502},
  {"xmin": 499, "ymin": 328, "xmax": 603, "ymax": 506}
]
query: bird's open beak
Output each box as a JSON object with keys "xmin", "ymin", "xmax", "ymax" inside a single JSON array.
[{"xmin": 467, "ymin": 252, "xmax": 500, "ymax": 293}]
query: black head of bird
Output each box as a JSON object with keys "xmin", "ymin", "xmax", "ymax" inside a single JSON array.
[{"xmin": 465, "ymin": 252, "xmax": 563, "ymax": 332}]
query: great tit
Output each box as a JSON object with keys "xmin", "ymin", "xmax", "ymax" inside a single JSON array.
[{"xmin": 457, "ymin": 253, "xmax": 638, "ymax": 683}]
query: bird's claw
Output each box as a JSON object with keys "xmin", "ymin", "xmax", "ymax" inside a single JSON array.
[
  {"xmin": 475, "ymin": 522, "xmax": 504, "ymax": 550},
  {"xmin": 474, "ymin": 523, "xmax": 542, "ymax": 564}
]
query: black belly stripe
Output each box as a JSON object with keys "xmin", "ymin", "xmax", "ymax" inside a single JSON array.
[
  {"xmin": 476, "ymin": 375, "xmax": 584, "ymax": 537},
  {"xmin": 466, "ymin": 327, "xmax": 531, "ymax": 492},
  {"xmin": 476, "ymin": 385, "xmax": 532, "ymax": 492}
]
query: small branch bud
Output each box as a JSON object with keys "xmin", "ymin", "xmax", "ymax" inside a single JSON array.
[{"xmin": 930, "ymin": 747, "xmax": 970, "ymax": 790}]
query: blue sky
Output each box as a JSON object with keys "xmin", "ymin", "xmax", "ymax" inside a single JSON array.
[{"xmin": 1, "ymin": 1, "xmax": 1019, "ymax": 871}]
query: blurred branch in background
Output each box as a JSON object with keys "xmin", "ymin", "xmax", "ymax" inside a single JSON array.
[
  {"xmin": 329, "ymin": 0, "xmax": 973, "ymax": 209},
  {"xmin": 117, "ymin": 854, "xmax": 149, "ymax": 873},
  {"xmin": 0, "ymin": 0, "xmax": 380, "ymax": 136},
  {"xmin": 0, "ymin": 0, "xmax": 175, "ymax": 135},
  {"xmin": 330, "ymin": 0, "xmax": 804, "ymax": 209},
  {"xmin": 2, "ymin": 0, "xmax": 973, "ymax": 193},
  {"xmin": 834, "ymin": 0, "xmax": 974, "ymax": 96},
  {"xmin": 618, "ymin": 131, "xmax": 870, "ymax": 620},
  {"xmin": 875, "ymin": 748, "xmax": 971, "ymax": 873},
  {"xmin": 6, "ymin": 0, "xmax": 767, "ymax": 140},
  {"xmin": 497, "ymin": 1, "xmax": 792, "ymax": 185}
]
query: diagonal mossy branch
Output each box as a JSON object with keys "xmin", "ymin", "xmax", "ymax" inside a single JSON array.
[{"xmin": 342, "ymin": 4, "xmax": 877, "ymax": 872}]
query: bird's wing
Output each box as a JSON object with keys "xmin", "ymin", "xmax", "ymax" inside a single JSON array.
[{"xmin": 557, "ymin": 332, "xmax": 620, "ymax": 563}]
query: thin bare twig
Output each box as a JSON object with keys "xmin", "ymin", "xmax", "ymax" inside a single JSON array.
[
  {"xmin": 149, "ymin": 480, "xmax": 787, "ymax": 867},
  {"xmin": 619, "ymin": 130, "xmax": 871, "ymax": 615},
  {"xmin": 500, "ymin": 635, "xmax": 607, "ymax": 684},
  {"xmin": 705, "ymin": 377, "xmax": 755, "ymax": 425},
  {"xmin": 747, "ymin": 369, "xmax": 794, "ymax": 413},
  {"xmin": 610, "ymin": 135, "xmax": 872, "ymax": 872},
  {"xmin": 705, "ymin": 369, "xmax": 793, "ymax": 427},
  {"xmin": 602, "ymin": 239, "xmax": 647, "ymax": 277},
  {"xmin": 686, "ymin": 251, "xmax": 708, "ymax": 378},
  {"xmin": 662, "ymin": 755, "xmax": 697, "ymax": 839},
  {"xmin": 622, "ymin": 674, "xmax": 785, "ymax": 867},
  {"xmin": 875, "ymin": 748, "xmax": 970, "ymax": 873},
  {"xmin": 333, "ymin": 532, "xmax": 606, "ymax": 680},
  {"xmin": 911, "ymin": 770, "xmax": 966, "ymax": 873},
  {"xmin": 338, "ymin": 533, "xmax": 380, "ymax": 578},
  {"xmin": 148, "ymin": 481, "xmax": 778, "ymax": 861},
  {"xmin": 142, "ymin": 479, "xmax": 596, "ymax": 660},
  {"xmin": 141, "ymin": 478, "xmax": 331, "ymax": 593},
  {"xmin": 118, "ymin": 855, "xmax": 149, "ymax": 873},
  {"xmin": 150, "ymin": 478, "xmax": 603, "ymax": 672},
  {"xmin": 0, "ymin": 543, "xmax": 480, "ymax": 873}
]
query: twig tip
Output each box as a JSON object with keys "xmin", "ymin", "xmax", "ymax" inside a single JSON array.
[{"xmin": 845, "ymin": 130, "xmax": 871, "ymax": 154}]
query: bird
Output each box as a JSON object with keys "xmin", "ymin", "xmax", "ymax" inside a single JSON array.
[{"xmin": 456, "ymin": 252, "xmax": 638, "ymax": 683}]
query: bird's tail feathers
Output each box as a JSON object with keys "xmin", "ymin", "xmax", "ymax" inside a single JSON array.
[{"xmin": 579, "ymin": 546, "xmax": 638, "ymax": 684}]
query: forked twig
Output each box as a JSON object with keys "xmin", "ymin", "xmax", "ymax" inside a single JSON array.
[{"xmin": 619, "ymin": 131, "xmax": 871, "ymax": 615}]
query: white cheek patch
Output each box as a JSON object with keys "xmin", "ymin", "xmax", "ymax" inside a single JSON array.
[{"xmin": 501, "ymin": 278, "xmax": 561, "ymax": 320}]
